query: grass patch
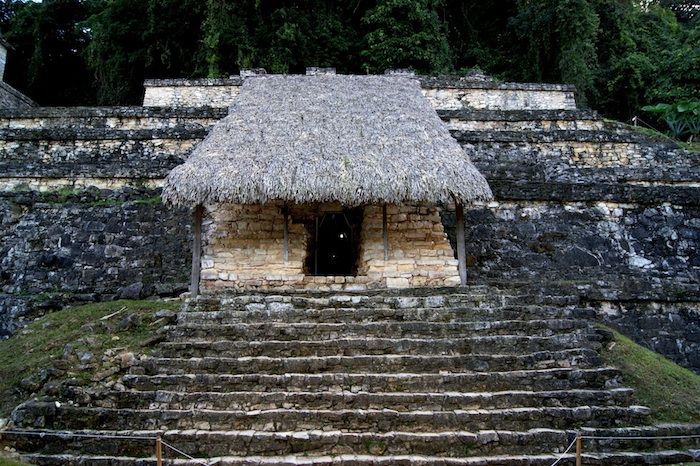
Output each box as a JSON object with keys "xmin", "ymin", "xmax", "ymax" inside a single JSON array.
[
  {"xmin": 620, "ymin": 122, "xmax": 700, "ymax": 152},
  {"xmin": 601, "ymin": 327, "xmax": 700, "ymax": 424},
  {"xmin": 677, "ymin": 140, "xmax": 700, "ymax": 153},
  {"xmin": 134, "ymin": 195, "xmax": 162, "ymax": 204},
  {"xmin": 0, "ymin": 458, "xmax": 35, "ymax": 466},
  {"xmin": 0, "ymin": 300, "xmax": 179, "ymax": 418}
]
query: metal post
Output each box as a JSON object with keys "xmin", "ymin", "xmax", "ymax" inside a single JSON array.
[
  {"xmin": 190, "ymin": 204, "xmax": 203, "ymax": 297},
  {"xmin": 576, "ymin": 433, "xmax": 582, "ymax": 466},
  {"xmin": 382, "ymin": 204, "xmax": 389, "ymax": 261},
  {"xmin": 156, "ymin": 437, "xmax": 163, "ymax": 466},
  {"xmin": 455, "ymin": 202, "xmax": 467, "ymax": 286}
]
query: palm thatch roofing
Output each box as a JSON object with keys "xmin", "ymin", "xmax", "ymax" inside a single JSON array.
[{"xmin": 162, "ymin": 74, "xmax": 492, "ymax": 207}]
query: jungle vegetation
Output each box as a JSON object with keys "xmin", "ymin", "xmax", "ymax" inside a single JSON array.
[{"xmin": 0, "ymin": 0, "xmax": 698, "ymax": 133}]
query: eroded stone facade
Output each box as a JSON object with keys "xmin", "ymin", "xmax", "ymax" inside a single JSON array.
[
  {"xmin": 359, "ymin": 204, "xmax": 460, "ymax": 288},
  {"xmin": 143, "ymin": 76, "xmax": 577, "ymax": 111},
  {"xmin": 200, "ymin": 202, "xmax": 459, "ymax": 291}
]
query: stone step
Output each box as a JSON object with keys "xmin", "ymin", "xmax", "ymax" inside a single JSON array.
[
  {"xmin": 0, "ymin": 106, "xmax": 227, "ymax": 130},
  {"xmin": 13, "ymin": 403, "xmax": 650, "ymax": 432},
  {"xmin": 91, "ymin": 388, "xmax": 635, "ymax": 412},
  {"xmin": 11, "ymin": 288, "xmax": 685, "ymax": 465},
  {"xmin": 450, "ymin": 129, "xmax": 666, "ymax": 145},
  {"xmin": 156, "ymin": 334, "xmax": 603, "ymax": 359},
  {"xmin": 179, "ymin": 303, "xmax": 587, "ymax": 324},
  {"xmin": 11, "ymin": 425, "xmax": 700, "ymax": 464},
  {"xmin": 124, "ymin": 367, "xmax": 621, "ymax": 393},
  {"xmin": 184, "ymin": 289, "xmax": 580, "ymax": 314},
  {"xmin": 165, "ymin": 319, "xmax": 590, "ymax": 341},
  {"xmin": 131, "ymin": 349, "xmax": 605, "ymax": 379},
  {"xmin": 18, "ymin": 450, "xmax": 700, "ymax": 466},
  {"xmin": 5, "ymin": 429, "xmax": 577, "ymax": 459}
]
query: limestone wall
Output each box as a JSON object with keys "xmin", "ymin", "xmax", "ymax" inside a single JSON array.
[
  {"xmin": 421, "ymin": 86, "xmax": 576, "ymax": 111},
  {"xmin": 201, "ymin": 203, "xmax": 307, "ymax": 290},
  {"xmin": 0, "ymin": 107, "xmax": 224, "ymax": 191},
  {"xmin": 143, "ymin": 76, "xmax": 577, "ymax": 111},
  {"xmin": 0, "ymin": 187, "xmax": 192, "ymax": 337},
  {"xmin": 199, "ymin": 202, "xmax": 460, "ymax": 290},
  {"xmin": 359, "ymin": 204, "xmax": 459, "ymax": 288},
  {"xmin": 142, "ymin": 78, "xmax": 242, "ymax": 108}
]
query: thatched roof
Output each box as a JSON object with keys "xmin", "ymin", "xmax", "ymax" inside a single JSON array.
[{"xmin": 162, "ymin": 74, "xmax": 492, "ymax": 206}]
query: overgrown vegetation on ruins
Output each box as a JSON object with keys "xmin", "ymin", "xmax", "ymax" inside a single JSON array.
[{"xmin": 0, "ymin": 300, "xmax": 179, "ymax": 418}]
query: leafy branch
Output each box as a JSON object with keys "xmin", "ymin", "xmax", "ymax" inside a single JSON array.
[{"xmin": 642, "ymin": 100, "xmax": 700, "ymax": 142}]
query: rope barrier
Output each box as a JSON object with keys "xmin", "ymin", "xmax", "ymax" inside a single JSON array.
[
  {"xmin": 2, "ymin": 428, "xmax": 700, "ymax": 465},
  {"xmin": 161, "ymin": 439, "xmax": 210, "ymax": 466},
  {"xmin": 549, "ymin": 436, "xmax": 577, "ymax": 466},
  {"xmin": 0, "ymin": 430, "xmax": 155, "ymax": 441},
  {"xmin": 581, "ymin": 434, "xmax": 700, "ymax": 441}
]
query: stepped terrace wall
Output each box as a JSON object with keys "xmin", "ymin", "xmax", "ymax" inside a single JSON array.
[
  {"xmin": 0, "ymin": 76, "xmax": 698, "ymax": 373},
  {"xmin": 441, "ymin": 108, "xmax": 700, "ymax": 373},
  {"xmin": 0, "ymin": 106, "xmax": 226, "ymax": 191},
  {"xmin": 0, "ymin": 107, "xmax": 227, "ymax": 337}
]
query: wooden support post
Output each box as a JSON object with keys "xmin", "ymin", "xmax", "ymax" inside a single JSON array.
[
  {"xmin": 382, "ymin": 204, "xmax": 389, "ymax": 261},
  {"xmin": 314, "ymin": 216, "xmax": 319, "ymax": 274},
  {"xmin": 156, "ymin": 437, "xmax": 162, "ymax": 466},
  {"xmin": 576, "ymin": 433, "xmax": 582, "ymax": 466},
  {"xmin": 455, "ymin": 202, "xmax": 467, "ymax": 286},
  {"xmin": 190, "ymin": 204, "xmax": 203, "ymax": 297},
  {"xmin": 283, "ymin": 203, "xmax": 289, "ymax": 263}
]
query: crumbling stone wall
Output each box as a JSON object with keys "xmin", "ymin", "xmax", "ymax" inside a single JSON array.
[
  {"xmin": 441, "ymin": 105, "xmax": 700, "ymax": 374},
  {"xmin": 359, "ymin": 204, "xmax": 459, "ymax": 288},
  {"xmin": 201, "ymin": 202, "xmax": 460, "ymax": 290},
  {"xmin": 0, "ymin": 106, "xmax": 225, "ymax": 191},
  {"xmin": 0, "ymin": 187, "xmax": 192, "ymax": 337},
  {"xmin": 0, "ymin": 107, "xmax": 221, "ymax": 337}
]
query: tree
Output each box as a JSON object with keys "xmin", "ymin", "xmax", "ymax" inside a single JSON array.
[
  {"xmin": 441, "ymin": 0, "xmax": 519, "ymax": 76},
  {"xmin": 507, "ymin": 0, "xmax": 599, "ymax": 107},
  {"xmin": 656, "ymin": 0, "xmax": 700, "ymax": 24},
  {"xmin": 596, "ymin": 1, "xmax": 700, "ymax": 120},
  {"xmin": 200, "ymin": 0, "xmax": 253, "ymax": 77},
  {"xmin": 83, "ymin": 0, "xmax": 150, "ymax": 105},
  {"xmin": 3, "ymin": 0, "xmax": 97, "ymax": 105},
  {"xmin": 555, "ymin": 0, "xmax": 599, "ymax": 107},
  {"xmin": 143, "ymin": 0, "xmax": 206, "ymax": 79},
  {"xmin": 361, "ymin": 0, "xmax": 453, "ymax": 74}
]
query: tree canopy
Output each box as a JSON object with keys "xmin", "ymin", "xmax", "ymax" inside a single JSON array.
[{"xmin": 0, "ymin": 0, "xmax": 698, "ymax": 125}]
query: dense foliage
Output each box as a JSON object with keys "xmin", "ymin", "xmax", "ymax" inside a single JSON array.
[{"xmin": 0, "ymin": 0, "xmax": 698, "ymax": 124}]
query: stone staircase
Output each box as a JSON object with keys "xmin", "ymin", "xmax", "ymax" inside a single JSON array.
[{"xmin": 5, "ymin": 287, "xmax": 700, "ymax": 465}]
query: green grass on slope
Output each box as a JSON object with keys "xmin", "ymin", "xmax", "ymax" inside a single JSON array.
[
  {"xmin": 0, "ymin": 458, "xmax": 35, "ymax": 466},
  {"xmin": 601, "ymin": 327, "xmax": 700, "ymax": 424},
  {"xmin": 0, "ymin": 300, "xmax": 180, "ymax": 418}
]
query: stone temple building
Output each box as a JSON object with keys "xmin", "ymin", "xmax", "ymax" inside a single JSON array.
[
  {"xmin": 3, "ymin": 66, "xmax": 700, "ymax": 466},
  {"xmin": 162, "ymin": 72, "xmax": 493, "ymax": 293},
  {"xmin": 1, "ymin": 66, "xmax": 697, "ymax": 373}
]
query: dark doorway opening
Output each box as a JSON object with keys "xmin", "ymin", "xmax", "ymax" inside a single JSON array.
[{"xmin": 309, "ymin": 209, "xmax": 362, "ymax": 276}]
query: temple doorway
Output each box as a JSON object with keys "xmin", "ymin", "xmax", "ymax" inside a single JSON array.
[{"xmin": 311, "ymin": 209, "xmax": 362, "ymax": 276}]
